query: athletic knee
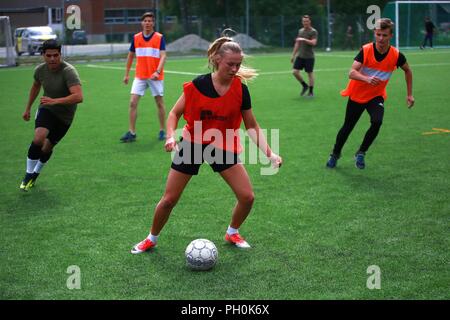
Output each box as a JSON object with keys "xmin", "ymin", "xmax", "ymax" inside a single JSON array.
[
  {"xmin": 239, "ymin": 192, "xmax": 255, "ymax": 207},
  {"xmin": 129, "ymin": 101, "xmax": 138, "ymax": 110},
  {"xmin": 159, "ymin": 195, "xmax": 178, "ymax": 210},
  {"xmin": 32, "ymin": 136, "xmax": 45, "ymax": 146},
  {"xmin": 129, "ymin": 96, "xmax": 139, "ymax": 109},
  {"xmin": 371, "ymin": 120, "xmax": 383, "ymax": 128}
]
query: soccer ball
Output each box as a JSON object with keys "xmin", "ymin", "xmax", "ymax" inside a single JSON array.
[{"xmin": 185, "ymin": 239, "xmax": 218, "ymax": 271}]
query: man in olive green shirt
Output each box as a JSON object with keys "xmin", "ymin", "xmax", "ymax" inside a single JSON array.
[
  {"xmin": 20, "ymin": 39, "xmax": 83, "ymax": 191},
  {"xmin": 291, "ymin": 15, "xmax": 318, "ymax": 97}
]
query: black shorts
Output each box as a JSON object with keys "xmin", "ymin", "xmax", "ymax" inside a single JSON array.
[
  {"xmin": 293, "ymin": 57, "xmax": 315, "ymax": 73},
  {"xmin": 35, "ymin": 108, "xmax": 71, "ymax": 145},
  {"xmin": 171, "ymin": 139, "xmax": 241, "ymax": 176},
  {"xmin": 347, "ymin": 96, "xmax": 385, "ymax": 123}
]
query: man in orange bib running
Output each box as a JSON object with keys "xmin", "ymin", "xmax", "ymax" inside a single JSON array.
[{"xmin": 326, "ymin": 18, "xmax": 414, "ymax": 169}]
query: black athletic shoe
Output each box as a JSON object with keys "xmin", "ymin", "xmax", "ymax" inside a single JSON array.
[
  {"xmin": 120, "ymin": 131, "xmax": 137, "ymax": 143},
  {"xmin": 301, "ymin": 85, "xmax": 309, "ymax": 96},
  {"xmin": 355, "ymin": 152, "xmax": 366, "ymax": 169},
  {"xmin": 326, "ymin": 154, "xmax": 339, "ymax": 168}
]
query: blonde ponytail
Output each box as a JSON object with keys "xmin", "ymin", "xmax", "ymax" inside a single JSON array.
[{"xmin": 207, "ymin": 36, "xmax": 258, "ymax": 81}]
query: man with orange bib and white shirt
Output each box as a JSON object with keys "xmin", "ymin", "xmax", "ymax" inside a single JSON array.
[
  {"xmin": 121, "ymin": 12, "xmax": 167, "ymax": 142},
  {"xmin": 326, "ymin": 18, "xmax": 414, "ymax": 169}
]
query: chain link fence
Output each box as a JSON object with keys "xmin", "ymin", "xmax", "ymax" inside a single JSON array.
[
  {"xmin": 8, "ymin": 11, "xmax": 448, "ymax": 63},
  {"xmin": 57, "ymin": 14, "xmax": 376, "ymax": 59}
]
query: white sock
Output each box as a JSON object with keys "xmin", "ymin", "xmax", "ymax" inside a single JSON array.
[
  {"xmin": 227, "ymin": 226, "xmax": 239, "ymax": 235},
  {"xmin": 26, "ymin": 158, "xmax": 38, "ymax": 174},
  {"xmin": 33, "ymin": 161, "xmax": 45, "ymax": 173},
  {"xmin": 147, "ymin": 233, "xmax": 158, "ymax": 243},
  {"xmin": 130, "ymin": 130, "xmax": 136, "ymax": 135}
]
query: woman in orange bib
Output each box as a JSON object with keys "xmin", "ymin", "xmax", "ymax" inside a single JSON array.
[
  {"xmin": 131, "ymin": 36, "xmax": 282, "ymax": 254},
  {"xmin": 326, "ymin": 18, "xmax": 414, "ymax": 169}
]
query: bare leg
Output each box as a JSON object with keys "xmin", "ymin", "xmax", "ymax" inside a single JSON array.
[
  {"xmin": 154, "ymin": 95, "xmax": 166, "ymax": 131},
  {"xmin": 150, "ymin": 169, "xmax": 192, "ymax": 235},
  {"xmin": 307, "ymin": 72, "xmax": 314, "ymax": 87},
  {"xmin": 219, "ymin": 164, "xmax": 255, "ymax": 229},
  {"xmin": 129, "ymin": 94, "xmax": 140, "ymax": 133},
  {"xmin": 292, "ymin": 69, "xmax": 305, "ymax": 84}
]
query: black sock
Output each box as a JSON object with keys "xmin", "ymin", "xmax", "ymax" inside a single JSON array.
[
  {"xmin": 309, "ymin": 86, "xmax": 314, "ymax": 94},
  {"xmin": 28, "ymin": 142, "xmax": 42, "ymax": 160},
  {"xmin": 40, "ymin": 151, "xmax": 53, "ymax": 163},
  {"xmin": 301, "ymin": 81, "xmax": 308, "ymax": 88}
]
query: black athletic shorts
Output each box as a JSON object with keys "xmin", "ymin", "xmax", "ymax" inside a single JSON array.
[
  {"xmin": 293, "ymin": 57, "xmax": 315, "ymax": 73},
  {"xmin": 171, "ymin": 139, "xmax": 241, "ymax": 175},
  {"xmin": 35, "ymin": 108, "xmax": 71, "ymax": 145}
]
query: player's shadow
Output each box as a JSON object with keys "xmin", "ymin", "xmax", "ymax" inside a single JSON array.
[
  {"xmin": 335, "ymin": 168, "xmax": 402, "ymax": 196},
  {"xmin": 7, "ymin": 188, "xmax": 61, "ymax": 215}
]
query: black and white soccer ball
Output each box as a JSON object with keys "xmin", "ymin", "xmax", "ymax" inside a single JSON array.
[{"xmin": 185, "ymin": 239, "xmax": 218, "ymax": 271}]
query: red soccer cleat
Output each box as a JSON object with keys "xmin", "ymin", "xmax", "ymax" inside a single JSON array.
[
  {"xmin": 225, "ymin": 233, "xmax": 251, "ymax": 249},
  {"xmin": 131, "ymin": 238, "xmax": 156, "ymax": 254}
]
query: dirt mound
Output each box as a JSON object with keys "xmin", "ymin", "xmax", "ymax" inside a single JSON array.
[
  {"xmin": 231, "ymin": 33, "xmax": 265, "ymax": 49},
  {"xmin": 166, "ymin": 33, "xmax": 265, "ymax": 53},
  {"xmin": 166, "ymin": 34, "xmax": 210, "ymax": 52}
]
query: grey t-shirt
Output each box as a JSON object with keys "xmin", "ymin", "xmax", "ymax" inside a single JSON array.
[
  {"xmin": 296, "ymin": 27, "xmax": 318, "ymax": 59},
  {"xmin": 34, "ymin": 61, "xmax": 81, "ymax": 125}
]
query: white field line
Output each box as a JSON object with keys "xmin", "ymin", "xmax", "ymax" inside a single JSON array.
[
  {"xmin": 86, "ymin": 64, "xmax": 198, "ymax": 75},
  {"xmin": 260, "ymin": 62, "xmax": 450, "ymax": 75},
  {"xmin": 86, "ymin": 62, "xmax": 450, "ymax": 76},
  {"xmin": 253, "ymin": 49, "xmax": 450, "ymax": 59}
]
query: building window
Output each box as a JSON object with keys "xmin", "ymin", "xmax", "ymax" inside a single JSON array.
[
  {"xmin": 164, "ymin": 16, "xmax": 178, "ymax": 24},
  {"xmin": 127, "ymin": 9, "xmax": 148, "ymax": 24},
  {"xmin": 105, "ymin": 9, "xmax": 125, "ymax": 24},
  {"xmin": 105, "ymin": 9, "xmax": 153, "ymax": 25},
  {"xmin": 51, "ymin": 8, "xmax": 63, "ymax": 23}
]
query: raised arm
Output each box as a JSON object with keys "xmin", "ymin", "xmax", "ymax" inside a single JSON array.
[
  {"xmin": 40, "ymin": 84, "xmax": 83, "ymax": 106},
  {"xmin": 348, "ymin": 60, "xmax": 382, "ymax": 86},
  {"xmin": 296, "ymin": 37, "xmax": 317, "ymax": 47}
]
